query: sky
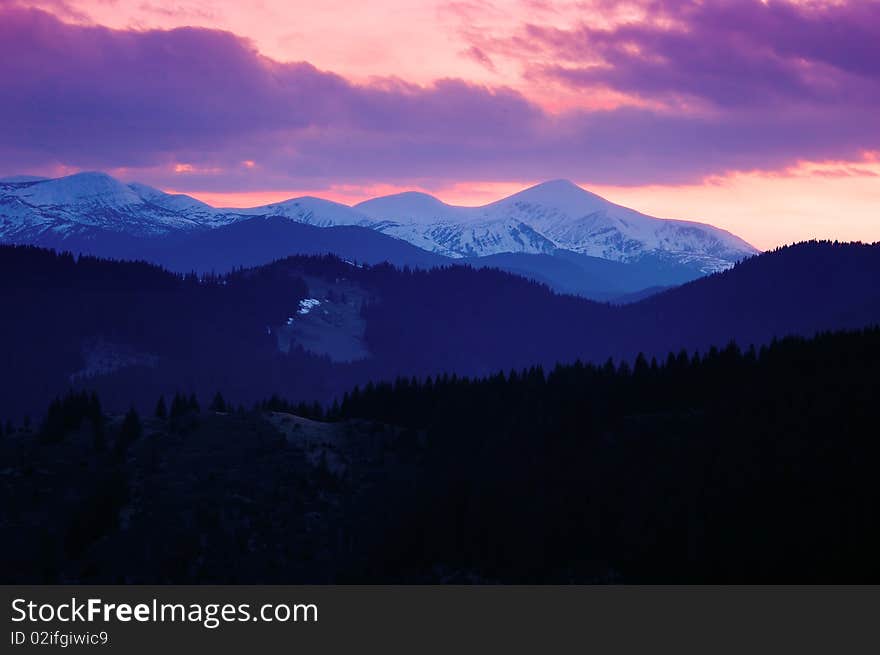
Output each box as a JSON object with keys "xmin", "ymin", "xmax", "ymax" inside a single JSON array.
[{"xmin": 1, "ymin": 0, "xmax": 879, "ymax": 249}]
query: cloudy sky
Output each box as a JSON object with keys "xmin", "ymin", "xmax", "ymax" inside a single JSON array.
[{"xmin": 2, "ymin": 0, "xmax": 879, "ymax": 248}]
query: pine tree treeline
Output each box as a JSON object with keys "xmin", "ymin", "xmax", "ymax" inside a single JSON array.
[
  {"xmin": 114, "ymin": 408, "xmax": 142, "ymax": 456},
  {"xmin": 154, "ymin": 396, "xmax": 167, "ymax": 419},
  {"xmin": 10, "ymin": 327, "xmax": 880, "ymax": 582},
  {"xmin": 165, "ymin": 392, "xmax": 200, "ymax": 419},
  {"xmin": 258, "ymin": 394, "xmax": 326, "ymax": 420},
  {"xmin": 337, "ymin": 329, "xmax": 878, "ymax": 431},
  {"xmin": 333, "ymin": 328, "xmax": 880, "ymax": 582},
  {"xmin": 39, "ymin": 390, "xmax": 104, "ymax": 448}
]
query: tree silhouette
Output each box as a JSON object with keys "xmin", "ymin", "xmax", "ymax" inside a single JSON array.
[
  {"xmin": 169, "ymin": 393, "xmax": 188, "ymax": 419},
  {"xmin": 209, "ymin": 392, "xmax": 227, "ymax": 413},
  {"xmin": 155, "ymin": 396, "xmax": 167, "ymax": 420},
  {"xmin": 115, "ymin": 407, "xmax": 142, "ymax": 456}
]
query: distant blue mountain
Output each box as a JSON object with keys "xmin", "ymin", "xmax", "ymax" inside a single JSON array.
[
  {"xmin": 152, "ymin": 216, "xmax": 450, "ymax": 273},
  {"xmin": 463, "ymin": 250, "xmax": 704, "ymax": 300}
]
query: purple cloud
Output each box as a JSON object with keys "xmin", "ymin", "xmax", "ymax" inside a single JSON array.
[
  {"xmin": 0, "ymin": 2, "xmax": 878, "ymax": 190},
  {"xmin": 507, "ymin": 0, "xmax": 880, "ymax": 108}
]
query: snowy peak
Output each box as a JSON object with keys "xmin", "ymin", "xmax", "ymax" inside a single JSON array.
[
  {"xmin": 356, "ymin": 191, "xmax": 468, "ymax": 224},
  {"xmin": 233, "ymin": 196, "xmax": 370, "ymax": 228},
  {"xmin": 0, "ymin": 172, "xmax": 210, "ymax": 239},
  {"xmin": 17, "ymin": 172, "xmax": 144, "ymax": 209},
  {"xmin": 488, "ymin": 179, "xmax": 642, "ymax": 230},
  {"xmin": 499, "ymin": 179, "xmax": 609, "ymax": 210}
]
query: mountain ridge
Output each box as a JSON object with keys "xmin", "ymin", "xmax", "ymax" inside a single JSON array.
[
  {"xmin": 0, "ymin": 239, "xmax": 875, "ymax": 424},
  {"xmin": 0, "ymin": 172, "xmax": 758, "ymax": 274}
]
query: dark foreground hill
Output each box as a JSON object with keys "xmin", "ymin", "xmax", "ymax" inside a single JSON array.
[
  {"xmin": 1, "ymin": 328, "xmax": 878, "ymax": 583},
  {"xmin": 1, "ymin": 240, "xmax": 879, "ymax": 420}
]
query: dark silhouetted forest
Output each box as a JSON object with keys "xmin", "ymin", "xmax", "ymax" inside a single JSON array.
[
  {"xmin": 2, "ymin": 241, "xmax": 879, "ymax": 422},
  {"xmin": 335, "ymin": 328, "xmax": 880, "ymax": 582},
  {"xmin": 1, "ymin": 328, "xmax": 878, "ymax": 583}
]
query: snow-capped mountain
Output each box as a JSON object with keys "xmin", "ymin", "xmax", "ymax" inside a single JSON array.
[
  {"xmin": 0, "ymin": 172, "xmax": 231, "ymax": 240},
  {"xmin": 0, "ymin": 173, "xmax": 757, "ymax": 273},
  {"xmin": 0, "ymin": 173, "xmax": 374, "ymax": 241},
  {"xmin": 357, "ymin": 191, "xmax": 473, "ymax": 225},
  {"xmin": 230, "ymin": 196, "xmax": 370, "ymax": 228},
  {"xmin": 355, "ymin": 180, "xmax": 757, "ymax": 272}
]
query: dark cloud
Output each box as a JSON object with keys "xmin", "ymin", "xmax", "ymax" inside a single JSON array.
[
  {"xmin": 509, "ymin": 0, "xmax": 880, "ymax": 108},
  {"xmin": 1, "ymin": 2, "xmax": 878, "ymax": 189}
]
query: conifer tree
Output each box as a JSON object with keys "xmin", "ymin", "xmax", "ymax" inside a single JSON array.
[
  {"xmin": 115, "ymin": 407, "xmax": 142, "ymax": 456},
  {"xmin": 92, "ymin": 414, "xmax": 106, "ymax": 453},
  {"xmin": 155, "ymin": 396, "xmax": 168, "ymax": 420},
  {"xmin": 209, "ymin": 392, "xmax": 227, "ymax": 413},
  {"xmin": 170, "ymin": 393, "xmax": 187, "ymax": 419}
]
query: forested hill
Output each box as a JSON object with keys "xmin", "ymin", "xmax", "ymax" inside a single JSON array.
[
  {"xmin": 1, "ymin": 240, "xmax": 879, "ymax": 419},
  {"xmin": 2, "ymin": 328, "xmax": 878, "ymax": 583},
  {"xmin": 333, "ymin": 327, "xmax": 880, "ymax": 582},
  {"xmin": 615, "ymin": 240, "xmax": 880, "ymax": 356}
]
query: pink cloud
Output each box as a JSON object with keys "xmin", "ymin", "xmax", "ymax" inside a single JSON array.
[{"xmin": 1, "ymin": 1, "xmax": 878, "ymax": 198}]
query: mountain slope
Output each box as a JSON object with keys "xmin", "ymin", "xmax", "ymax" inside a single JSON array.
[
  {"xmin": 230, "ymin": 196, "xmax": 372, "ymax": 228},
  {"xmin": 616, "ymin": 240, "xmax": 880, "ymax": 355},
  {"xmin": 463, "ymin": 249, "xmax": 714, "ymax": 300},
  {"xmin": 357, "ymin": 179, "xmax": 758, "ymax": 271},
  {"xmin": 0, "ymin": 172, "xmax": 222, "ymax": 239},
  {"xmin": 151, "ymin": 216, "xmax": 451, "ymax": 273},
  {"xmin": 0, "ymin": 241, "xmax": 876, "ymax": 421}
]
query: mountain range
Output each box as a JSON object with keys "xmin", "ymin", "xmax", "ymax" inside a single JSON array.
[{"xmin": 0, "ymin": 172, "xmax": 758, "ymax": 299}]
